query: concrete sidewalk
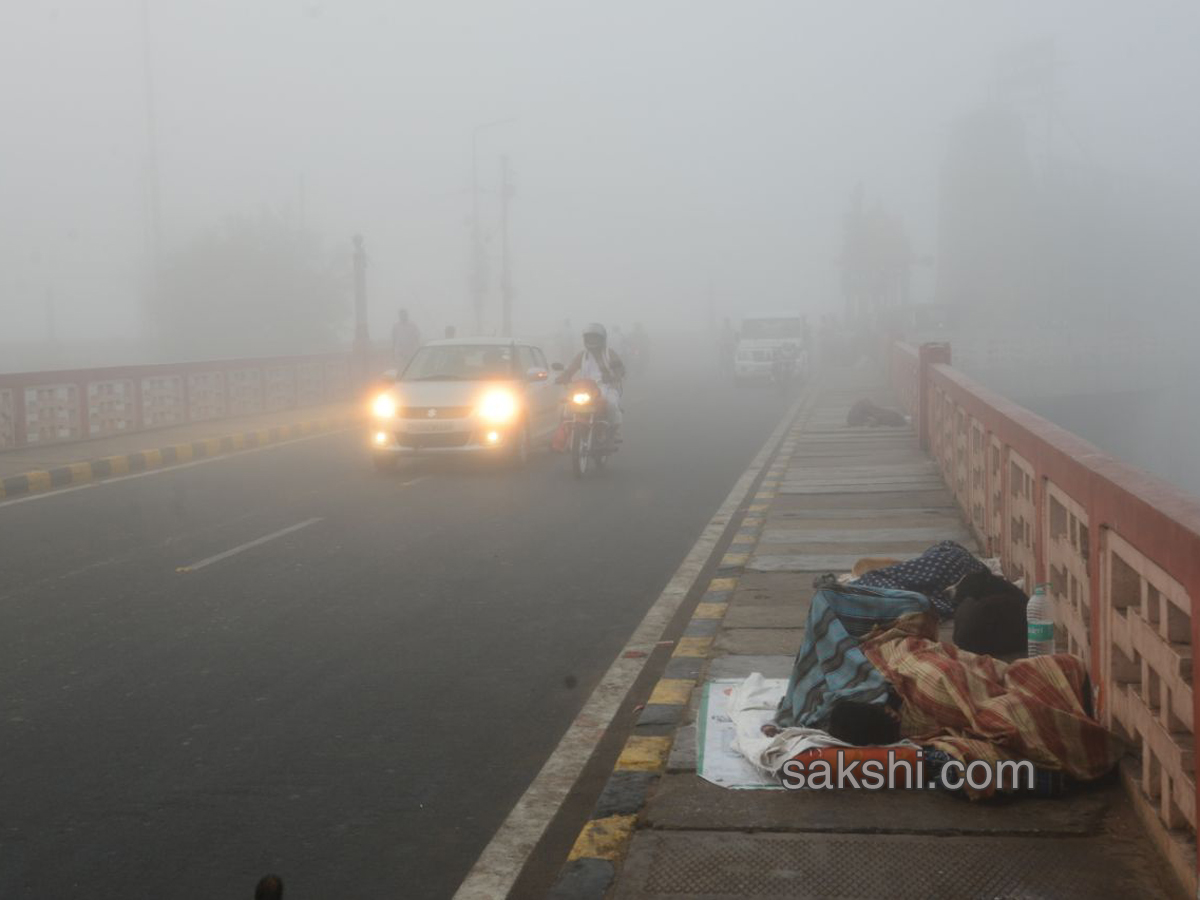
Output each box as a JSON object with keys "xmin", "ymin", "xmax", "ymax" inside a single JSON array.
[
  {"xmin": 595, "ymin": 367, "xmax": 1180, "ymax": 899},
  {"xmin": 0, "ymin": 402, "xmax": 358, "ymax": 498}
]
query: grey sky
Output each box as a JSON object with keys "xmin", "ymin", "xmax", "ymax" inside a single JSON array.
[{"xmin": 3, "ymin": 1, "xmax": 1199, "ymax": 344}]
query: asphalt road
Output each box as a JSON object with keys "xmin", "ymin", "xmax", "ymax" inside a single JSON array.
[{"xmin": 0, "ymin": 354, "xmax": 790, "ymax": 899}]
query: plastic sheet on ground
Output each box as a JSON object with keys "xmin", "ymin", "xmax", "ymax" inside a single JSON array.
[
  {"xmin": 699, "ymin": 675, "xmax": 917, "ymax": 789},
  {"xmin": 698, "ymin": 678, "xmax": 783, "ymax": 789}
]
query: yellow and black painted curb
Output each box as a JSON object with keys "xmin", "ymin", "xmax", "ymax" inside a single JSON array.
[
  {"xmin": 0, "ymin": 415, "xmax": 360, "ymax": 500},
  {"xmin": 547, "ymin": 427, "xmax": 801, "ymax": 899}
]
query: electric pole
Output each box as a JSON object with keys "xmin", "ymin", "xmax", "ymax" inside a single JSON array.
[
  {"xmin": 139, "ymin": 0, "xmax": 163, "ymax": 332},
  {"xmin": 500, "ymin": 155, "xmax": 514, "ymax": 337},
  {"xmin": 471, "ymin": 131, "xmax": 485, "ymax": 334},
  {"xmin": 468, "ymin": 118, "xmax": 516, "ymax": 334}
]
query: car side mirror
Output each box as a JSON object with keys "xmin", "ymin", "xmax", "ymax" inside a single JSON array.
[
  {"xmin": 527, "ymin": 367, "xmax": 549, "ymax": 382},
  {"xmin": 550, "ymin": 362, "xmax": 564, "ymax": 372}
]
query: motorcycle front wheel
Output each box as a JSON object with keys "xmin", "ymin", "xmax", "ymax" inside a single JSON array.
[{"xmin": 571, "ymin": 424, "xmax": 592, "ymax": 478}]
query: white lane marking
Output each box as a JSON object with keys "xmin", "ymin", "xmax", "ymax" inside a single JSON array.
[
  {"xmin": 0, "ymin": 429, "xmax": 352, "ymax": 510},
  {"xmin": 452, "ymin": 390, "xmax": 814, "ymax": 900},
  {"xmin": 175, "ymin": 517, "xmax": 323, "ymax": 573}
]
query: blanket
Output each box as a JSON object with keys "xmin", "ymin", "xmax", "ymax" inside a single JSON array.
[
  {"xmin": 861, "ymin": 612, "xmax": 1123, "ymax": 797},
  {"xmin": 733, "ymin": 673, "xmax": 917, "ymax": 780},
  {"xmin": 774, "ymin": 583, "xmax": 932, "ymax": 728},
  {"xmin": 853, "ymin": 540, "xmax": 986, "ymax": 617}
]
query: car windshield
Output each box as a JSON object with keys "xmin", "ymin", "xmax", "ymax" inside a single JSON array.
[
  {"xmin": 741, "ymin": 318, "xmax": 804, "ymax": 339},
  {"xmin": 401, "ymin": 344, "xmax": 517, "ymax": 381}
]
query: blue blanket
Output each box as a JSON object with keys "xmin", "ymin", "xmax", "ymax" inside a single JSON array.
[{"xmin": 774, "ymin": 582, "xmax": 932, "ymax": 729}]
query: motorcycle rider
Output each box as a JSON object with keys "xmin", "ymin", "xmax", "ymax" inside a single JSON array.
[{"xmin": 557, "ymin": 322, "xmax": 625, "ymax": 443}]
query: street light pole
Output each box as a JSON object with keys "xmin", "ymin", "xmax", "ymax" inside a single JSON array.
[
  {"xmin": 353, "ymin": 234, "xmax": 369, "ymax": 378},
  {"xmin": 469, "ymin": 118, "xmax": 516, "ymax": 334},
  {"xmin": 139, "ymin": 0, "xmax": 163, "ymax": 334},
  {"xmin": 500, "ymin": 155, "xmax": 514, "ymax": 337}
]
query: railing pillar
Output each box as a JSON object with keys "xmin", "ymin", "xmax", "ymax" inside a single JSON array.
[{"xmin": 917, "ymin": 342, "xmax": 951, "ymax": 451}]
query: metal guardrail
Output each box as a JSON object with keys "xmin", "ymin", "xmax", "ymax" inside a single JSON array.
[
  {"xmin": 892, "ymin": 341, "xmax": 1200, "ymax": 893},
  {"xmin": 0, "ymin": 353, "xmax": 360, "ymax": 451}
]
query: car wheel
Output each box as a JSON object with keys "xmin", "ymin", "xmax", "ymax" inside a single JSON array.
[{"xmin": 373, "ymin": 453, "xmax": 398, "ymax": 473}]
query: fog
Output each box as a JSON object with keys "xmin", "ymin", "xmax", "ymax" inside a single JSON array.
[
  {"xmin": 6, "ymin": 7, "xmax": 1200, "ymax": 894},
  {"xmin": 4, "ymin": 1, "xmax": 1195, "ymax": 363}
]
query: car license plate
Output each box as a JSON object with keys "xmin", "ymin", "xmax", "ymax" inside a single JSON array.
[{"xmin": 404, "ymin": 420, "xmax": 457, "ymax": 433}]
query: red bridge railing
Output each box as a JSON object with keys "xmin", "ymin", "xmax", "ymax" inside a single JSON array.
[
  {"xmin": 0, "ymin": 353, "xmax": 360, "ymax": 451},
  {"xmin": 892, "ymin": 341, "xmax": 1200, "ymax": 892}
]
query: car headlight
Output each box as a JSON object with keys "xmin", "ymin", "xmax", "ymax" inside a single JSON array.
[
  {"xmin": 478, "ymin": 389, "xmax": 519, "ymax": 424},
  {"xmin": 372, "ymin": 393, "xmax": 397, "ymax": 418},
  {"xmin": 572, "ymin": 391, "xmax": 592, "ymax": 405}
]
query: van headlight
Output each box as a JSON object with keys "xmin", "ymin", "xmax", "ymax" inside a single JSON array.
[
  {"xmin": 478, "ymin": 389, "xmax": 518, "ymax": 424},
  {"xmin": 372, "ymin": 393, "xmax": 397, "ymax": 418}
]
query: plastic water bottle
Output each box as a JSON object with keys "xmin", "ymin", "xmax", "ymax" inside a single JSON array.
[{"xmin": 1026, "ymin": 583, "xmax": 1055, "ymax": 657}]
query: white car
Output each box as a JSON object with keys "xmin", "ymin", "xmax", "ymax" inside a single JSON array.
[{"xmin": 368, "ymin": 338, "xmax": 561, "ymax": 469}]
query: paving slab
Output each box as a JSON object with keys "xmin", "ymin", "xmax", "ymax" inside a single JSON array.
[
  {"xmin": 780, "ymin": 479, "xmax": 950, "ymax": 494},
  {"xmin": 789, "ymin": 451, "xmax": 929, "ymax": 466},
  {"xmin": 767, "ymin": 508, "xmax": 962, "ymax": 522},
  {"xmin": 642, "ymin": 772, "xmax": 1116, "ymax": 835},
  {"xmin": 732, "ymin": 572, "xmax": 815, "ymax": 593},
  {"xmin": 665, "ymin": 724, "xmax": 696, "ymax": 773},
  {"xmin": 749, "ymin": 553, "xmax": 918, "ymax": 573},
  {"xmin": 772, "ymin": 491, "xmax": 957, "ymax": 509},
  {"xmin": 754, "ymin": 540, "xmax": 954, "ymax": 557},
  {"xmin": 785, "ymin": 467, "xmax": 941, "ymax": 480},
  {"xmin": 615, "ymin": 828, "xmax": 1174, "ymax": 900},
  {"xmin": 714, "ymin": 628, "xmax": 804, "ymax": 656},
  {"xmin": 704, "ymin": 654, "xmax": 795, "ymax": 679},
  {"xmin": 728, "ymin": 581, "xmax": 813, "ymax": 609},
  {"xmin": 721, "ymin": 604, "xmax": 808, "ymax": 629},
  {"xmin": 760, "ymin": 526, "xmax": 971, "ymax": 544}
]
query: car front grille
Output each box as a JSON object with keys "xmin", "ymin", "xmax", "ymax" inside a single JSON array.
[
  {"xmin": 398, "ymin": 406, "xmax": 473, "ymax": 419},
  {"xmin": 395, "ymin": 432, "xmax": 472, "ymax": 449}
]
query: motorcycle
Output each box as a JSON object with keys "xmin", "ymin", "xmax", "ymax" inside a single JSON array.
[{"xmin": 562, "ymin": 378, "xmax": 613, "ymax": 478}]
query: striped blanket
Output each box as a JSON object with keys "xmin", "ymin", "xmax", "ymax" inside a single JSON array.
[
  {"xmin": 862, "ymin": 612, "xmax": 1123, "ymax": 797},
  {"xmin": 773, "ymin": 584, "xmax": 932, "ymax": 729}
]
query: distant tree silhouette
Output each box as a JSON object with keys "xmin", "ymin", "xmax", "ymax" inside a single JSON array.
[
  {"xmin": 155, "ymin": 213, "xmax": 348, "ymax": 359},
  {"xmin": 841, "ymin": 185, "xmax": 913, "ymax": 319}
]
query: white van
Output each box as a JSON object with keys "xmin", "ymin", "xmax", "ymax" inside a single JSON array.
[{"xmin": 734, "ymin": 317, "xmax": 807, "ymax": 384}]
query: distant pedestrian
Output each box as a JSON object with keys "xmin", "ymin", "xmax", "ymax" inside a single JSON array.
[
  {"xmin": 255, "ymin": 874, "xmax": 283, "ymax": 900},
  {"xmin": 391, "ymin": 308, "xmax": 422, "ymax": 368},
  {"xmin": 444, "ymin": 325, "xmax": 457, "ymax": 339}
]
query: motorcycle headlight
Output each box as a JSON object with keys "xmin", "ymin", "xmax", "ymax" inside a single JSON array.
[
  {"xmin": 478, "ymin": 389, "xmax": 519, "ymax": 424},
  {"xmin": 372, "ymin": 393, "xmax": 397, "ymax": 418},
  {"xmin": 572, "ymin": 391, "xmax": 592, "ymax": 405}
]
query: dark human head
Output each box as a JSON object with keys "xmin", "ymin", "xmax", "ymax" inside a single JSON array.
[
  {"xmin": 255, "ymin": 874, "xmax": 283, "ymax": 900},
  {"xmin": 583, "ymin": 322, "xmax": 607, "ymax": 353},
  {"xmin": 398, "ymin": 308, "xmax": 408, "ymax": 322},
  {"xmin": 828, "ymin": 700, "xmax": 900, "ymax": 746}
]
